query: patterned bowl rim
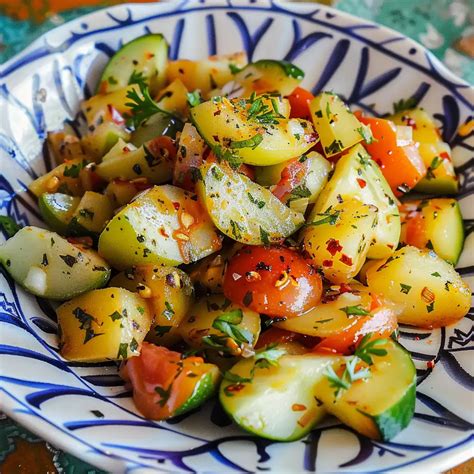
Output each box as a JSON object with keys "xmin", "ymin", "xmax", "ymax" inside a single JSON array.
[{"xmin": 0, "ymin": 1, "xmax": 472, "ymax": 473}]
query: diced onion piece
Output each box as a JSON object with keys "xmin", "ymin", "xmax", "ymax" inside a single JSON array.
[{"xmin": 24, "ymin": 266, "xmax": 47, "ymax": 295}]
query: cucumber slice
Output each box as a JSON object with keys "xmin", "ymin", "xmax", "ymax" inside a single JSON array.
[
  {"xmin": 38, "ymin": 193, "xmax": 81, "ymax": 234},
  {"xmin": 400, "ymin": 198, "xmax": 464, "ymax": 265},
  {"xmin": 313, "ymin": 144, "xmax": 400, "ymax": 259},
  {"xmin": 98, "ymin": 34, "xmax": 168, "ymax": 95},
  {"xmin": 190, "ymin": 96, "xmax": 316, "ymax": 166},
  {"xmin": 315, "ymin": 339, "xmax": 416, "ymax": 441},
  {"xmin": 68, "ymin": 191, "xmax": 114, "ymax": 236},
  {"xmin": 98, "ymin": 185, "xmax": 221, "ymax": 269},
  {"xmin": 0, "ymin": 226, "xmax": 110, "ymax": 300},
  {"xmin": 197, "ymin": 162, "xmax": 304, "ymax": 245},
  {"xmin": 131, "ymin": 112, "xmax": 183, "ymax": 147},
  {"xmin": 220, "ymin": 352, "xmax": 340, "ymax": 441},
  {"xmin": 234, "ymin": 59, "xmax": 304, "ymax": 96}
]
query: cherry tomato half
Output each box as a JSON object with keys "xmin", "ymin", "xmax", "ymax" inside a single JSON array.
[
  {"xmin": 223, "ymin": 246, "xmax": 323, "ymax": 318},
  {"xmin": 287, "ymin": 87, "xmax": 314, "ymax": 120}
]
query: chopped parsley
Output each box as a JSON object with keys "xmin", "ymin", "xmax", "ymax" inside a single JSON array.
[
  {"xmin": 162, "ymin": 301, "xmax": 175, "ymax": 320},
  {"xmin": 187, "ymin": 90, "xmax": 201, "ymax": 107},
  {"xmin": 229, "ymin": 133, "xmax": 263, "ymax": 150},
  {"xmin": 340, "ymin": 305, "xmax": 369, "ymax": 316},
  {"xmin": 128, "ymin": 70, "xmax": 148, "ymax": 89},
  {"xmin": 393, "ymin": 97, "xmax": 417, "ymax": 114},
  {"xmin": 354, "ymin": 334, "xmax": 388, "ymax": 365},
  {"xmin": 400, "ymin": 283, "xmax": 412, "ymax": 294},
  {"xmin": 247, "ymin": 192, "xmax": 265, "ymax": 208},
  {"xmin": 260, "ymin": 227, "xmax": 270, "ymax": 245},
  {"xmin": 72, "ymin": 307, "xmax": 103, "ymax": 344},
  {"xmin": 0, "ymin": 216, "xmax": 22, "ymax": 238}
]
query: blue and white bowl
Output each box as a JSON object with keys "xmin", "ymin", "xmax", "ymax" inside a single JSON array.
[{"xmin": 0, "ymin": 1, "xmax": 472, "ymax": 472}]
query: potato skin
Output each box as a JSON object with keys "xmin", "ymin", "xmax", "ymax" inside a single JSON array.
[
  {"xmin": 57, "ymin": 287, "xmax": 153, "ymax": 362},
  {"xmin": 366, "ymin": 246, "xmax": 471, "ymax": 328}
]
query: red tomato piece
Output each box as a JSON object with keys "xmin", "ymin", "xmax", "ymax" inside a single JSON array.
[
  {"xmin": 271, "ymin": 158, "xmax": 308, "ymax": 201},
  {"xmin": 120, "ymin": 342, "xmax": 215, "ymax": 420},
  {"xmin": 287, "ymin": 87, "xmax": 314, "ymax": 120},
  {"xmin": 223, "ymin": 246, "xmax": 323, "ymax": 318}
]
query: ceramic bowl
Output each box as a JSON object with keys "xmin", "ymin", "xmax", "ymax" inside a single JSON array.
[{"xmin": 0, "ymin": 1, "xmax": 472, "ymax": 472}]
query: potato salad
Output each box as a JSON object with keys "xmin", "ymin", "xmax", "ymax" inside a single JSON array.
[{"xmin": 0, "ymin": 33, "xmax": 470, "ymax": 443}]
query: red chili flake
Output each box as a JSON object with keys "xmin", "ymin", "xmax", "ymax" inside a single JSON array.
[
  {"xmin": 326, "ymin": 238, "xmax": 343, "ymax": 256},
  {"xmin": 159, "ymin": 228, "xmax": 170, "ymax": 238},
  {"xmin": 145, "ymin": 52, "xmax": 155, "ymax": 59},
  {"xmin": 403, "ymin": 116, "xmax": 417, "ymax": 128},
  {"xmin": 356, "ymin": 178, "xmax": 367, "ymax": 188},
  {"xmin": 322, "ymin": 260, "xmax": 333, "ymax": 267},
  {"xmin": 172, "ymin": 202, "xmax": 180, "ymax": 211},
  {"xmin": 427, "ymin": 360, "xmax": 435, "ymax": 369},
  {"xmin": 226, "ymin": 383, "xmax": 246, "ymax": 393},
  {"xmin": 213, "ymin": 110, "xmax": 221, "ymax": 116},
  {"xmin": 415, "ymin": 336, "xmax": 420, "ymax": 341},
  {"xmin": 440, "ymin": 152, "xmax": 450, "ymax": 161},
  {"xmin": 305, "ymin": 133, "xmax": 318, "ymax": 143},
  {"xmin": 421, "ymin": 287, "xmax": 435, "ymax": 304},
  {"xmin": 340, "ymin": 254, "xmax": 353, "ymax": 266},
  {"xmin": 339, "ymin": 283, "xmax": 352, "ymax": 293},
  {"xmin": 292, "ymin": 404, "xmax": 307, "ymax": 412}
]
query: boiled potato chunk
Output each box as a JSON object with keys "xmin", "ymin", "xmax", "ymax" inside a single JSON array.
[
  {"xmin": 314, "ymin": 144, "xmax": 400, "ymax": 259},
  {"xmin": 95, "ymin": 139, "xmax": 174, "ymax": 184},
  {"xmin": 197, "ymin": 162, "xmax": 304, "ymax": 245},
  {"xmin": 310, "ymin": 92, "xmax": 370, "ymax": 157},
  {"xmin": 166, "ymin": 52, "xmax": 247, "ymax": 96},
  {"xmin": 111, "ymin": 265, "xmax": 193, "ymax": 346},
  {"xmin": 29, "ymin": 157, "xmax": 87, "ymax": 197},
  {"xmin": 0, "ymin": 226, "xmax": 110, "ymax": 300},
  {"xmin": 302, "ymin": 199, "xmax": 378, "ymax": 283},
  {"xmin": 98, "ymin": 185, "xmax": 221, "ymax": 269},
  {"xmin": 57, "ymin": 287, "xmax": 152, "ymax": 362},
  {"xmin": 366, "ymin": 246, "xmax": 471, "ymax": 328},
  {"xmin": 190, "ymin": 96, "xmax": 317, "ymax": 166},
  {"xmin": 155, "ymin": 79, "xmax": 189, "ymax": 117},
  {"xmin": 179, "ymin": 294, "xmax": 260, "ymax": 354},
  {"xmin": 104, "ymin": 179, "xmax": 149, "ymax": 209}
]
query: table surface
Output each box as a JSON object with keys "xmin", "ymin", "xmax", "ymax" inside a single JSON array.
[{"xmin": 0, "ymin": 0, "xmax": 472, "ymax": 472}]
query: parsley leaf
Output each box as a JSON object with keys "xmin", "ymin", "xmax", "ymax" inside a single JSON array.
[
  {"xmin": 128, "ymin": 70, "xmax": 148, "ymax": 89},
  {"xmin": 340, "ymin": 305, "xmax": 369, "ymax": 316},
  {"xmin": 187, "ymin": 90, "xmax": 202, "ymax": 107},
  {"xmin": 229, "ymin": 133, "xmax": 263, "ymax": 150},
  {"xmin": 393, "ymin": 97, "xmax": 417, "ymax": 114},
  {"xmin": 0, "ymin": 216, "xmax": 22, "ymax": 238},
  {"xmin": 354, "ymin": 334, "xmax": 388, "ymax": 365}
]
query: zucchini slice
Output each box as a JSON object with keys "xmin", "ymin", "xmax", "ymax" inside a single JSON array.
[
  {"xmin": 400, "ymin": 198, "xmax": 464, "ymax": 265},
  {"xmin": 38, "ymin": 193, "xmax": 81, "ymax": 234},
  {"xmin": 233, "ymin": 59, "xmax": 304, "ymax": 96},
  {"xmin": 190, "ymin": 96, "xmax": 317, "ymax": 166},
  {"xmin": 98, "ymin": 185, "xmax": 221, "ymax": 269},
  {"xmin": 315, "ymin": 339, "xmax": 416, "ymax": 441},
  {"xmin": 220, "ymin": 352, "xmax": 340, "ymax": 441},
  {"xmin": 0, "ymin": 226, "xmax": 110, "ymax": 300},
  {"xmin": 313, "ymin": 144, "xmax": 400, "ymax": 259},
  {"xmin": 131, "ymin": 112, "xmax": 183, "ymax": 147},
  {"xmin": 98, "ymin": 34, "xmax": 168, "ymax": 95},
  {"xmin": 197, "ymin": 162, "xmax": 304, "ymax": 245}
]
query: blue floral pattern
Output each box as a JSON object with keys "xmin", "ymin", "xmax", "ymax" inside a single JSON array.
[{"xmin": 0, "ymin": 1, "xmax": 472, "ymax": 472}]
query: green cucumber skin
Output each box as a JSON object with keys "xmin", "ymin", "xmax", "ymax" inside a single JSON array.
[
  {"xmin": 98, "ymin": 34, "xmax": 168, "ymax": 94},
  {"xmin": 248, "ymin": 60, "xmax": 305, "ymax": 80},
  {"xmin": 173, "ymin": 371, "xmax": 218, "ymax": 417},
  {"xmin": 359, "ymin": 381, "xmax": 416, "ymax": 442},
  {"xmin": 415, "ymin": 177, "xmax": 458, "ymax": 195},
  {"xmin": 38, "ymin": 194, "xmax": 80, "ymax": 235}
]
